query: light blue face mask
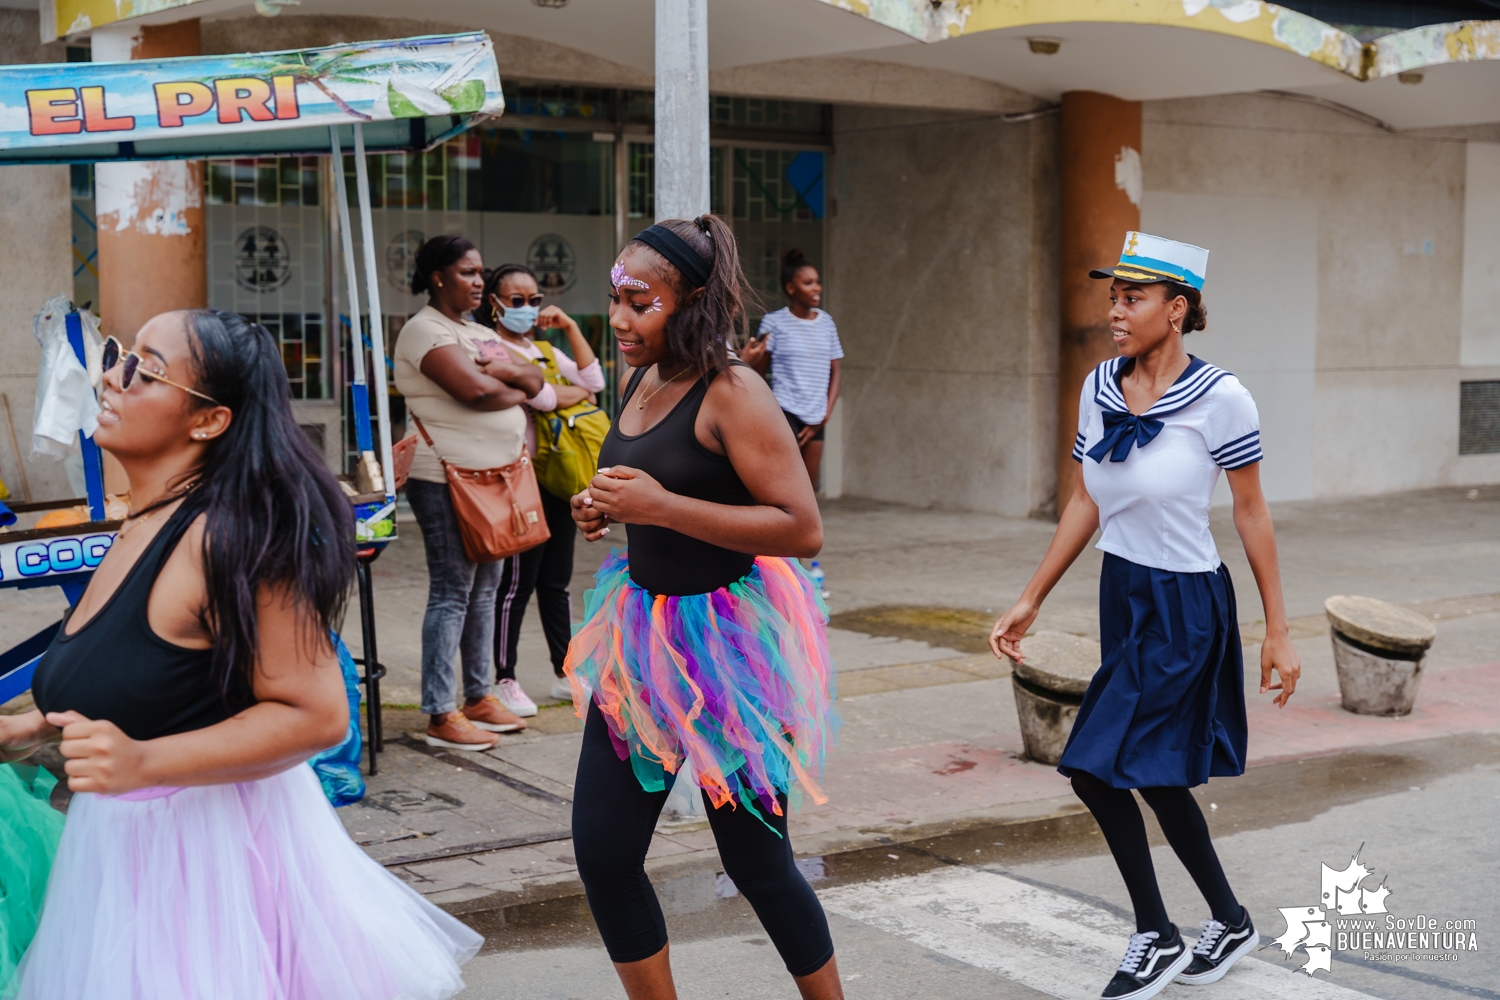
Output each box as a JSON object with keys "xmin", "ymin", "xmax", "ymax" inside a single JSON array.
[{"xmin": 498, "ymin": 305, "xmax": 538, "ymax": 334}]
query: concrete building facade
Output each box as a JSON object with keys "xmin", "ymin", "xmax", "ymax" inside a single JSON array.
[{"xmin": 3, "ymin": 0, "xmax": 1499, "ymax": 516}]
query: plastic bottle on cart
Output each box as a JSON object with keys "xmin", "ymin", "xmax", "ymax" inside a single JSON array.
[{"xmin": 809, "ymin": 560, "xmax": 828, "ymax": 600}]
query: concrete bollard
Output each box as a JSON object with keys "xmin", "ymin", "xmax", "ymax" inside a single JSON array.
[
  {"xmin": 1324, "ymin": 595, "xmax": 1436, "ymax": 717},
  {"xmin": 1006, "ymin": 632, "xmax": 1100, "ymax": 765}
]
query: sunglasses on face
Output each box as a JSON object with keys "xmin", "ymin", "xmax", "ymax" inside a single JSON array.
[
  {"xmin": 497, "ymin": 293, "xmax": 544, "ymax": 309},
  {"xmin": 102, "ymin": 336, "xmax": 221, "ymax": 406}
]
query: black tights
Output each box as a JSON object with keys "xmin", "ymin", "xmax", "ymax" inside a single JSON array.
[
  {"xmin": 1069, "ymin": 770, "xmax": 1241, "ymax": 935},
  {"xmin": 571, "ymin": 703, "xmax": 835, "ymax": 976}
]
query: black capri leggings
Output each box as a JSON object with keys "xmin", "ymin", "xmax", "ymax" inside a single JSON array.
[
  {"xmin": 572, "ymin": 702, "xmax": 835, "ymax": 976},
  {"xmin": 1069, "ymin": 769, "xmax": 1241, "ymax": 935}
]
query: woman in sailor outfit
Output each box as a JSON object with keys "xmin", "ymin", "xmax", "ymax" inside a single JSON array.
[{"xmin": 991, "ymin": 233, "xmax": 1300, "ymax": 1000}]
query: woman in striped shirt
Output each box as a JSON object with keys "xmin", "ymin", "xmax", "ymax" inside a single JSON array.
[{"xmin": 742, "ymin": 249, "xmax": 842, "ymax": 486}]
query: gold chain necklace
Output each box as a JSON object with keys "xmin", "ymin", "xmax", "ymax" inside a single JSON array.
[
  {"xmin": 116, "ymin": 507, "xmax": 158, "ymax": 539},
  {"xmin": 117, "ymin": 481, "xmax": 197, "ymax": 538},
  {"xmin": 636, "ymin": 366, "xmax": 689, "ymax": 410}
]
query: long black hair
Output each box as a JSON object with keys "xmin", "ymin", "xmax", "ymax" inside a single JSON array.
[
  {"xmin": 176, "ymin": 310, "xmax": 355, "ymax": 702},
  {"xmin": 411, "ymin": 234, "xmax": 476, "ymax": 296},
  {"xmin": 631, "ymin": 214, "xmax": 754, "ymax": 374},
  {"xmin": 473, "ymin": 263, "xmax": 537, "ymax": 330}
]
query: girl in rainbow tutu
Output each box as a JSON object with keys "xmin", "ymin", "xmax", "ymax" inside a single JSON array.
[{"xmin": 566, "ymin": 215, "xmax": 843, "ymax": 1000}]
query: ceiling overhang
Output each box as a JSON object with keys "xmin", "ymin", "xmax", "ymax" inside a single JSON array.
[{"xmin": 50, "ymin": 0, "xmax": 1500, "ymax": 130}]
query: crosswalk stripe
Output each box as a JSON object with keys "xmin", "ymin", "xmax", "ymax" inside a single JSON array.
[{"xmin": 821, "ymin": 866, "xmax": 1375, "ymax": 1000}]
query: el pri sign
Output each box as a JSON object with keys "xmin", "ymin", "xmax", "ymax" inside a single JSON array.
[{"xmin": 3, "ymin": 33, "xmax": 503, "ymax": 154}]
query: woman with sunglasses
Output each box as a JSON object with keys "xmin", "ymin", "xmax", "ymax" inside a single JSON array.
[
  {"xmin": 394, "ymin": 235, "xmax": 545, "ymax": 751},
  {"xmin": 473, "ymin": 264, "xmax": 605, "ymax": 717},
  {"xmin": 2, "ymin": 310, "xmax": 483, "ymax": 998}
]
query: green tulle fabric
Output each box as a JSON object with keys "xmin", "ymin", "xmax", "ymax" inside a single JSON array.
[{"xmin": 0, "ymin": 762, "xmax": 63, "ymax": 997}]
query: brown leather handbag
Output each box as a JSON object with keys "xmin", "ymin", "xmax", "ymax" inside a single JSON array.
[{"xmin": 410, "ymin": 415, "xmax": 550, "ymax": 562}]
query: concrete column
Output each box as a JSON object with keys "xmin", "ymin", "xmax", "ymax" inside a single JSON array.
[
  {"xmin": 93, "ymin": 20, "xmax": 206, "ymax": 345},
  {"xmin": 654, "ymin": 0, "xmax": 710, "ymax": 220},
  {"xmin": 1057, "ymin": 91, "xmax": 1140, "ymax": 507}
]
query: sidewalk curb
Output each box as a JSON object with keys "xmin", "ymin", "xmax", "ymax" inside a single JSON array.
[{"xmin": 432, "ymin": 795, "xmax": 1093, "ymax": 933}]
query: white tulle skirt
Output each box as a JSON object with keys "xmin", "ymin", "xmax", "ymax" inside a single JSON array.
[{"xmin": 10, "ymin": 764, "xmax": 481, "ymax": 1000}]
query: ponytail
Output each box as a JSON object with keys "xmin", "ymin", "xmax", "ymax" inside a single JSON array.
[{"xmin": 631, "ymin": 214, "xmax": 755, "ymax": 374}]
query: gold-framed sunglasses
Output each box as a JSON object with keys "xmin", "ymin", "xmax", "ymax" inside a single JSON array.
[{"xmin": 102, "ymin": 336, "xmax": 221, "ymax": 406}]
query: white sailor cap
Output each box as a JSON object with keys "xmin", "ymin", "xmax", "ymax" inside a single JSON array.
[{"xmin": 1090, "ymin": 232, "xmax": 1209, "ymax": 291}]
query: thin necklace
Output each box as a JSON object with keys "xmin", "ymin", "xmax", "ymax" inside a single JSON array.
[
  {"xmin": 637, "ymin": 366, "xmax": 688, "ymax": 410},
  {"xmin": 118, "ymin": 481, "xmax": 196, "ymax": 538}
]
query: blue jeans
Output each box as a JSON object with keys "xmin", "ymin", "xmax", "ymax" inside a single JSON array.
[{"xmin": 406, "ymin": 478, "xmax": 502, "ymax": 716}]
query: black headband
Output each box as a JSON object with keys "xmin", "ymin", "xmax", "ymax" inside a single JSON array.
[{"xmin": 632, "ymin": 224, "xmax": 712, "ymax": 288}]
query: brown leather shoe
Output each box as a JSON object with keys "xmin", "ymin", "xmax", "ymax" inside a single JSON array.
[
  {"xmin": 462, "ymin": 695, "xmax": 527, "ymax": 733},
  {"xmin": 425, "ymin": 712, "xmax": 501, "ymax": 750}
]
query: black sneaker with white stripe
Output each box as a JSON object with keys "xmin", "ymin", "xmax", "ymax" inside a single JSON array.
[
  {"xmin": 1101, "ymin": 926, "xmax": 1193, "ymax": 1000},
  {"xmin": 1176, "ymin": 907, "xmax": 1258, "ymax": 984}
]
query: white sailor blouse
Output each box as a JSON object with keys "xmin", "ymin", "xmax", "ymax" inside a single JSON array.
[{"xmin": 1072, "ymin": 356, "xmax": 1261, "ymax": 574}]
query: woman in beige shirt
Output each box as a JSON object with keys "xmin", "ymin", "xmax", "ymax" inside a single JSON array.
[{"xmin": 393, "ymin": 235, "xmax": 543, "ymax": 751}]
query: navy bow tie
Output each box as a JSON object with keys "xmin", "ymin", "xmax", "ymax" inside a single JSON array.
[{"xmin": 1087, "ymin": 409, "xmax": 1163, "ymax": 463}]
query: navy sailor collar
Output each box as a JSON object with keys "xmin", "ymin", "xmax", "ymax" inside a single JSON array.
[{"xmin": 1093, "ymin": 355, "xmax": 1230, "ymax": 418}]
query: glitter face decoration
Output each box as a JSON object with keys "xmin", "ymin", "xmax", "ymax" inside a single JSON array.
[
  {"xmin": 610, "ymin": 262, "xmax": 650, "ymax": 293},
  {"xmin": 649, "ymin": 296, "xmax": 663, "ymax": 313}
]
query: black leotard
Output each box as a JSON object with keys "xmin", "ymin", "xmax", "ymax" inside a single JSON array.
[
  {"xmin": 32, "ymin": 501, "xmax": 254, "ymax": 742},
  {"xmin": 598, "ymin": 363, "xmax": 756, "ymax": 597}
]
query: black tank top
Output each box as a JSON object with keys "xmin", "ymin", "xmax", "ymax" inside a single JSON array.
[
  {"xmin": 32, "ymin": 502, "xmax": 254, "ymax": 742},
  {"xmin": 599, "ymin": 364, "xmax": 756, "ymax": 596}
]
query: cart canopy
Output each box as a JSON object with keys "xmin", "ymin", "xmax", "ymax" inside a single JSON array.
[{"xmin": 0, "ymin": 31, "xmax": 503, "ymax": 165}]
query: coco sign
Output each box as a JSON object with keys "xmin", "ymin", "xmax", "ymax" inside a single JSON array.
[{"xmin": 0, "ymin": 532, "xmax": 114, "ymax": 582}]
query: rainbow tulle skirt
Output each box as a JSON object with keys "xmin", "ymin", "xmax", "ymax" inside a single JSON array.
[{"xmin": 564, "ymin": 550, "xmax": 838, "ymax": 822}]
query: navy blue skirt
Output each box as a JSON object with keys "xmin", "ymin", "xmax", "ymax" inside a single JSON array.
[{"xmin": 1057, "ymin": 552, "xmax": 1247, "ymax": 789}]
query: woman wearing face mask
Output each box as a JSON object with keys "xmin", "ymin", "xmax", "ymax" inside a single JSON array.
[
  {"xmin": 566, "ymin": 216, "xmax": 842, "ymax": 1000},
  {"xmin": 393, "ymin": 236, "xmax": 544, "ymax": 751},
  {"xmin": 473, "ymin": 264, "xmax": 606, "ymax": 716},
  {"xmin": 990, "ymin": 234, "xmax": 1300, "ymax": 1000}
]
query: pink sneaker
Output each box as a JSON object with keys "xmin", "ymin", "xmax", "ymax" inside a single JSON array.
[{"xmin": 495, "ymin": 678, "xmax": 538, "ymax": 718}]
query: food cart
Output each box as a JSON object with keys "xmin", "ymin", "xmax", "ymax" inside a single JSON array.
[{"xmin": 0, "ymin": 32, "xmax": 507, "ymax": 773}]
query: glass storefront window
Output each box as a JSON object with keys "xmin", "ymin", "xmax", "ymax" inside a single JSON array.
[
  {"xmin": 206, "ymin": 157, "xmax": 320, "ymax": 207},
  {"xmin": 627, "ymin": 144, "xmax": 725, "ymax": 219},
  {"xmin": 471, "ymin": 129, "xmax": 614, "ymax": 215},
  {"xmin": 712, "ymin": 96, "xmax": 828, "ymax": 135},
  {"xmin": 205, "ymin": 156, "xmax": 329, "ymax": 400},
  {"xmin": 732, "ymin": 149, "xmax": 825, "ymax": 322},
  {"xmin": 503, "ymin": 82, "xmax": 616, "ymax": 121},
  {"xmin": 339, "ymin": 136, "xmax": 475, "ymax": 212}
]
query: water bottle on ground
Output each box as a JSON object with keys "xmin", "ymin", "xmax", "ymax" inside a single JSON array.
[{"xmin": 809, "ymin": 560, "xmax": 829, "ymax": 600}]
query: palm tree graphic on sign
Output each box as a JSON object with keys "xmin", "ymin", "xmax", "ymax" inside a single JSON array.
[{"xmin": 231, "ymin": 45, "xmax": 488, "ymax": 121}]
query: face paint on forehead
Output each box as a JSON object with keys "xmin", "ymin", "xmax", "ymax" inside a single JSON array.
[{"xmin": 610, "ymin": 262, "xmax": 650, "ymax": 293}]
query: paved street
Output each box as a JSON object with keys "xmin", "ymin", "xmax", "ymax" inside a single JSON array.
[
  {"xmin": 450, "ymin": 733, "xmax": 1499, "ymax": 1000},
  {"xmin": 2, "ymin": 486, "xmax": 1495, "ymax": 1000},
  {"xmin": 333, "ymin": 486, "xmax": 1498, "ymax": 1000}
]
